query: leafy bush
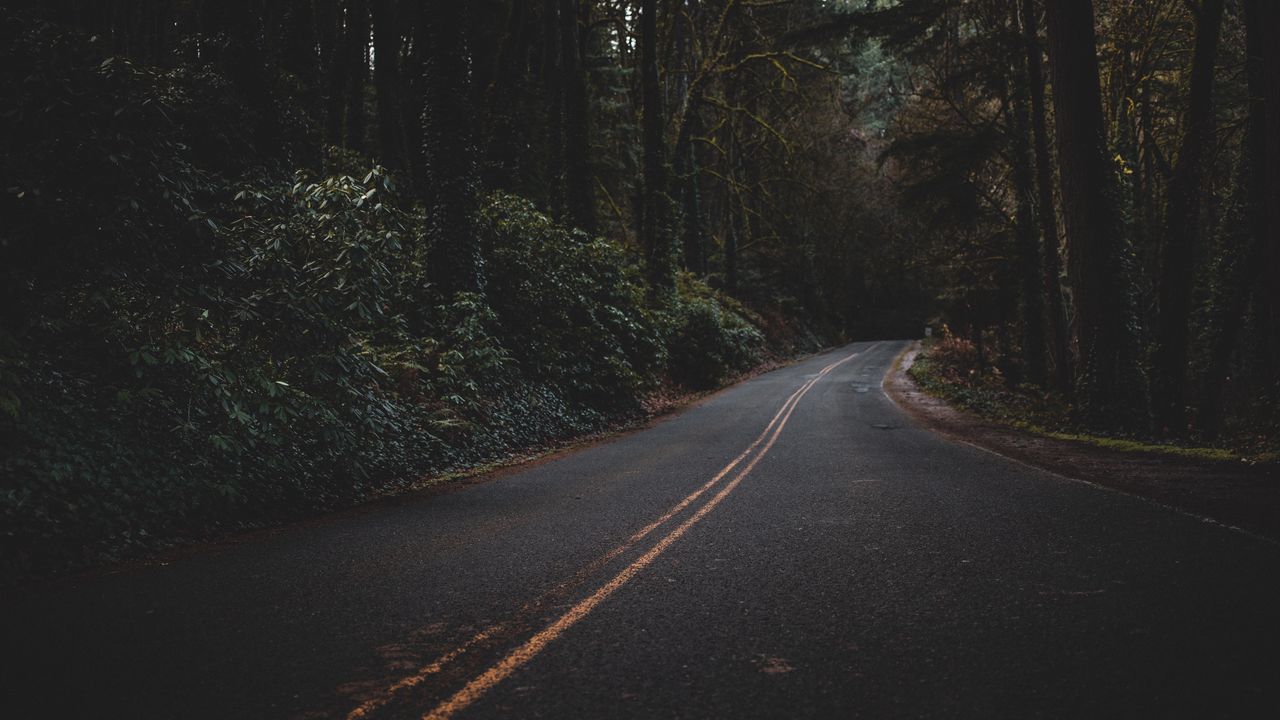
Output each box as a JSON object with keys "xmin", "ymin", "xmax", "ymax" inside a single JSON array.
[
  {"xmin": 0, "ymin": 161, "xmax": 682, "ymax": 580},
  {"xmin": 667, "ymin": 276, "xmax": 766, "ymax": 390},
  {"xmin": 909, "ymin": 329, "xmax": 1069, "ymax": 428},
  {"xmin": 482, "ymin": 194, "xmax": 664, "ymax": 410}
]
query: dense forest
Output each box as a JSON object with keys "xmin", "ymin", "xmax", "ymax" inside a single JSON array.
[{"xmin": 1, "ymin": 0, "xmax": 1276, "ymax": 579}]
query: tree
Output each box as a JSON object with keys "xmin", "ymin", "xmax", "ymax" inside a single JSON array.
[
  {"xmin": 1008, "ymin": 50, "xmax": 1047, "ymax": 387},
  {"xmin": 344, "ymin": 0, "xmax": 370, "ymax": 151},
  {"xmin": 542, "ymin": 0, "xmax": 564, "ymax": 212},
  {"xmin": 640, "ymin": 0, "xmax": 673, "ymax": 294},
  {"xmin": 560, "ymin": 0, "xmax": 597, "ymax": 234},
  {"xmin": 482, "ymin": 0, "xmax": 533, "ymax": 192},
  {"xmin": 1262, "ymin": 0, "xmax": 1280, "ymax": 385},
  {"xmin": 1043, "ymin": 0, "xmax": 1148, "ymax": 431},
  {"xmin": 1018, "ymin": 0, "xmax": 1072, "ymax": 395},
  {"xmin": 1196, "ymin": 0, "xmax": 1267, "ymax": 434},
  {"xmin": 372, "ymin": 0, "xmax": 408, "ymax": 174},
  {"xmin": 421, "ymin": 0, "xmax": 483, "ymax": 295},
  {"xmin": 322, "ymin": 0, "xmax": 349, "ymax": 144},
  {"xmin": 1151, "ymin": 0, "xmax": 1225, "ymax": 434}
]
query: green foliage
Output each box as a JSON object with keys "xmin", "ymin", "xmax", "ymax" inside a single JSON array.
[
  {"xmin": 0, "ymin": 10, "xmax": 798, "ymax": 584},
  {"xmin": 481, "ymin": 194, "xmax": 665, "ymax": 409},
  {"xmin": 909, "ymin": 332, "xmax": 1071, "ymax": 430},
  {"xmin": 666, "ymin": 276, "xmax": 766, "ymax": 390}
]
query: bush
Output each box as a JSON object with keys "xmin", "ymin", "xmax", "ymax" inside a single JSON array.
[
  {"xmin": 481, "ymin": 193, "xmax": 664, "ymax": 411},
  {"xmin": 667, "ymin": 277, "xmax": 766, "ymax": 390}
]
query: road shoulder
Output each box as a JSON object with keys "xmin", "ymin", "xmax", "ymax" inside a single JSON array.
[{"xmin": 884, "ymin": 342, "xmax": 1280, "ymax": 543}]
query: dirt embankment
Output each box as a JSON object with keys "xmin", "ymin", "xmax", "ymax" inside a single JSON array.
[{"xmin": 885, "ymin": 343, "xmax": 1280, "ymax": 542}]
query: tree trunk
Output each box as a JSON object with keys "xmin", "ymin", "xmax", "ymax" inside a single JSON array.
[
  {"xmin": 344, "ymin": 0, "xmax": 369, "ymax": 151},
  {"xmin": 1152, "ymin": 0, "xmax": 1225, "ymax": 434},
  {"xmin": 1262, "ymin": 0, "xmax": 1280, "ymax": 381},
  {"xmin": 320, "ymin": 0, "xmax": 347, "ymax": 145},
  {"xmin": 1008, "ymin": 67, "xmax": 1047, "ymax": 387},
  {"xmin": 282, "ymin": 0, "xmax": 317, "ymax": 87},
  {"xmin": 1196, "ymin": 2, "xmax": 1266, "ymax": 434},
  {"xmin": 677, "ymin": 108, "xmax": 706, "ymax": 276},
  {"xmin": 640, "ymin": 0, "xmax": 672, "ymax": 294},
  {"xmin": 371, "ymin": 0, "xmax": 407, "ymax": 174},
  {"xmin": 673, "ymin": 4, "xmax": 704, "ymax": 276},
  {"xmin": 217, "ymin": 0, "xmax": 280, "ymax": 153},
  {"xmin": 482, "ymin": 0, "xmax": 533, "ymax": 191},
  {"xmin": 421, "ymin": 0, "xmax": 482, "ymax": 295},
  {"xmin": 1019, "ymin": 0, "xmax": 1072, "ymax": 396},
  {"xmin": 560, "ymin": 0, "xmax": 596, "ymax": 234},
  {"xmin": 1043, "ymin": 0, "xmax": 1148, "ymax": 432},
  {"xmin": 401, "ymin": 0, "xmax": 427, "ymax": 189},
  {"xmin": 542, "ymin": 0, "xmax": 564, "ymax": 213}
]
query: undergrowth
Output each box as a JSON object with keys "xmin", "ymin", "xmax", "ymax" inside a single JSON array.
[
  {"xmin": 0, "ymin": 15, "xmax": 820, "ymax": 583},
  {"xmin": 909, "ymin": 331, "xmax": 1277, "ymax": 464}
]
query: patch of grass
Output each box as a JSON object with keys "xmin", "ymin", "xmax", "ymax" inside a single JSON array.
[{"xmin": 1033, "ymin": 431, "xmax": 1239, "ymax": 462}]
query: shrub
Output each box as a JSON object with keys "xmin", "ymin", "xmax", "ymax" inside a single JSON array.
[
  {"xmin": 481, "ymin": 193, "xmax": 664, "ymax": 411},
  {"xmin": 667, "ymin": 276, "xmax": 766, "ymax": 390}
]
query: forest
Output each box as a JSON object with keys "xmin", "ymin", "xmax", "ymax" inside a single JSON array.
[{"xmin": 1, "ymin": 0, "xmax": 1276, "ymax": 580}]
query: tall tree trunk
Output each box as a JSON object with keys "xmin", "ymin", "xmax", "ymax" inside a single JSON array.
[
  {"xmin": 483, "ymin": 0, "xmax": 533, "ymax": 191},
  {"xmin": 281, "ymin": 0, "xmax": 316, "ymax": 87},
  {"xmin": 1008, "ymin": 71, "xmax": 1047, "ymax": 387},
  {"xmin": 1019, "ymin": 0, "xmax": 1072, "ymax": 396},
  {"xmin": 320, "ymin": 0, "xmax": 347, "ymax": 145},
  {"xmin": 1043, "ymin": 0, "xmax": 1149, "ymax": 432},
  {"xmin": 371, "ymin": 0, "xmax": 407, "ymax": 174},
  {"xmin": 401, "ymin": 0, "xmax": 427, "ymax": 189},
  {"xmin": 1152, "ymin": 0, "xmax": 1225, "ymax": 434},
  {"xmin": 281, "ymin": 0, "xmax": 320, "ymax": 143},
  {"xmin": 677, "ymin": 108, "xmax": 706, "ymax": 276},
  {"xmin": 542, "ymin": 0, "xmax": 564, "ymax": 213},
  {"xmin": 724, "ymin": 114, "xmax": 742, "ymax": 295},
  {"xmin": 1196, "ymin": 0, "xmax": 1268, "ymax": 435},
  {"xmin": 640, "ymin": 0, "xmax": 672, "ymax": 295},
  {"xmin": 344, "ymin": 0, "xmax": 369, "ymax": 151},
  {"xmin": 421, "ymin": 0, "xmax": 482, "ymax": 295},
  {"xmin": 673, "ymin": 3, "xmax": 704, "ymax": 276},
  {"xmin": 217, "ymin": 0, "xmax": 280, "ymax": 153},
  {"xmin": 1262, "ymin": 0, "xmax": 1280, "ymax": 383},
  {"xmin": 560, "ymin": 0, "xmax": 596, "ymax": 234}
]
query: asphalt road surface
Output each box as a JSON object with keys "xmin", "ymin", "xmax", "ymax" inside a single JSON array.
[{"xmin": 4, "ymin": 340, "xmax": 1278, "ymax": 718}]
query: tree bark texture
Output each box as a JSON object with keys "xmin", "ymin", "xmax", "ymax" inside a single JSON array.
[
  {"xmin": 1020, "ymin": 0, "xmax": 1072, "ymax": 396},
  {"xmin": 640, "ymin": 0, "xmax": 673, "ymax": 294},
  {"xmin": 421, "ymin": 0, "xmax": 483, "ymax": 295},
  {"xmin": 372, "ymin": 0, "xmax": 408, "ymax": 174},
  {"xmin": 560, "ymin": 0, "xmax": 597, "ymax": 234},
  {"xmin": 343, "ymin": 0, "xmax": 369, "ymax": 151},
  {"xmin": 1152, "ymin": 0, "xmax": 1225, "ymax": 434},
  {"xmin": 1043, "ymin": 0, "xmax": 1148, "ymax": 431}
]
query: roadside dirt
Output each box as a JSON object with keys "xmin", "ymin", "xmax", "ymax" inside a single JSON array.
[{"xmin": 885, "ymin": 343, "xmax": 1280, "ymax": 543}]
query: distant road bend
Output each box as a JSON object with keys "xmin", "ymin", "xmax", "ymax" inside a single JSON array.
[{"xmin": 4, "ymin": 340, "xmax": 1278, "ymax": 718}]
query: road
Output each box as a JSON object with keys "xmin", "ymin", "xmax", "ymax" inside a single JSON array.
[{"xmin": 3, "ymin": 340, "xmax": 1278, "ymax": 718}]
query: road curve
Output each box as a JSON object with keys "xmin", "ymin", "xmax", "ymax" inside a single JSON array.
[{"xmin": 3, "ymin": 340, "xmax": 1278, "ymax": 718}]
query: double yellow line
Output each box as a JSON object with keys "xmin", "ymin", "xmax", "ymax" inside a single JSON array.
[{"xmin": 349, "ymin": 344, "xmax": 873, "ymax": 720}]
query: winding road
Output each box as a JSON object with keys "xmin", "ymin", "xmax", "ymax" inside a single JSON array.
[{"xmin": 4, "ymin": 340, "xmax": 1278, "ymax": 718}]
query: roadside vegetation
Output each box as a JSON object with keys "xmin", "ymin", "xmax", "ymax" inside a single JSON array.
[
  {"xmin": 909, "ymin": 333, "xmax": 1277, "ymax": 464},
  {"xmin": 877, "ymin": 0, "xmax": 1278, "ymax": 467},
  {"xmin": 0, "ymin": 4, "xmax": 916, "ymax": 583}
]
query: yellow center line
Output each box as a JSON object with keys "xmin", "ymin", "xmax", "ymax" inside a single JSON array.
[
  {"xmin": 345, "ymin": 360, "xmax": 833, "ymax": 719},
  {"xmin": 419, "ymin": 344, "xmax": 872, "ymax": 720}
]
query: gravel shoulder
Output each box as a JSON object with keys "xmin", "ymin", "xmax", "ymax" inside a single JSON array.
[{"xmin": 885, "ymin": 342, "xmax": 1280, "ymax": 542}]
